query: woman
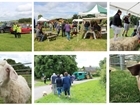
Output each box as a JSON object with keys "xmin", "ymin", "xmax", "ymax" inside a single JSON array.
[
  {"xmin": 64, "ymin": 21, "xmax": 71, "ymax": 41},
  {"xmin": 56, "ymin": 74, "xmax": 63, "ymax": 97},
  {"xmin": 122, "ymin": 13, "xmax": 131, "ymax": 37},
  {"xmin": 111, "ymin": 10, "xmax": 123, "ymax": 41},
  {"xmin": 62, "ymin": 72, "xmax": 71, "ymax": 98}
]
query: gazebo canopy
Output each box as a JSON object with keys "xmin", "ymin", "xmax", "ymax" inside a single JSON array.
[
  {"xmin": 110, "ymin": 2, "xmax": 140, "ymax": 17},
  {"xmin": 37, "ymin": 17, "xmax": 49, "ymax": 22},
  {"xmin": 79, "ymin": 4, "xmax": 107, "ymax": 16}
]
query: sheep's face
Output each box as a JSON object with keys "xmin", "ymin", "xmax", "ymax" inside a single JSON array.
[
  {"xmin": 127, "ymin": 64, "xmax": 140, "ymax": 91},
  {"xmin": 0, "ymin": 60, "xmax": 18, "ymax": 86}
]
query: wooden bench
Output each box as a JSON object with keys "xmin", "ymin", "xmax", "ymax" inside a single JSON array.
[{"xmin": 47, "ymin": 34, "xmax": 57, "ymax": 41}]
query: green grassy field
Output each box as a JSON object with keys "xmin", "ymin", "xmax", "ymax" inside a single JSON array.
[
  {"xmin": 0, "ymin": 33, "xmax": 32, "ymax": 51},
  {"xmin": 35, "ymin": 79, "xmax": 106, "ymax": 103},
  {"xmin": 110, "ymin": 70, "xmax": 140, "ymax": 103},
  {"xmin": 110, "ymin": 28, "xmax": 133, "ymax": 38},
  {"xmin": 34, "ymin": 31, "xmax": 107, "ymax": 51}
]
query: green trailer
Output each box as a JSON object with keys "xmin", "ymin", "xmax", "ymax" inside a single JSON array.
[{"xmin": 73, "ymin": 72, "xmax": 87, "ymax": 80}]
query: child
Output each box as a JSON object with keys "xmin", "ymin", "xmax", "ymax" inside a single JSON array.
[{"xmin": 131, "ymin": 29, "xmax": 137, "ymax": 37}]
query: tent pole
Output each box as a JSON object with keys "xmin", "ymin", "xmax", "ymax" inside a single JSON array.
[{"xmin": 77, "ymin": 15, "xmax": 80, "ymax": 42}]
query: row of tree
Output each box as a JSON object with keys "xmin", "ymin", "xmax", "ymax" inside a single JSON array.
[
  {"xmin": 18, "ymin": 18, "xmax": 32, "ymax": 23},
  {"xmin": 110, "ymin": 15, "xmax": 140, "ymax": 26},
  {"xmin": 37, "ymin": 14, "xmax": 107, "ymax": 25},
  {"xmin": 5, "ymin": 59, "xmax": 31, "ymax": 73},
  {"xmin": 34, "ymin": 55, "xmax": 78, "ymax": 78},
  {"xmin": 34, "ymin": 55, "xmax": 106, "ymax": 81}
]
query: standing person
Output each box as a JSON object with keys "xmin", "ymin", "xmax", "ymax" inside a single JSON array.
[
  {"xmin": 51, "ymin": 73, "xmax": 57, "ymax": 95},
  {"xmin": 56, "ymin": 22, "xmax": 61, "ymax": 36},
  {"xmin": 62, "ymin": 72, "xmax": 71, "ymax": 98},
  {"xmin": 122, "ymin": 13, "xmax": 131, "ymax": 37},
  {"xmin": 16, "ymin": 24, "xmax": 21, "ymax": 38},
  {"xmin": 61, "ymin": 21, "xmax": 66, "ymax": 37},
  {"xmin": 44, "ymin": 76, "xmax": 47, "ymax": 84},
  {"xmin": 64, "ymin": 21, "xmax": 71, "ymax": 41},
  {"xmin": 55, "ymin": 74, "xmax": 63, "ymax": 97},
  {"xmin": 111, "ymin": 10, "xmax": 123, "ymax": 41},
  {"xmin": 49, "ymin": 22, "xmax": 53, "ymax": 31},
  {"xmin": 82, "ymin": 21, "xmax": 90, "ymax": 39},
  {"xmin": 12, "ymin": 22, "xmax": 17, "ymax": 38}
]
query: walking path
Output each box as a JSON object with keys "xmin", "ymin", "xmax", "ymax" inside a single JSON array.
[{"xmin": 34, "ymin": 78, "xmax": 99, "ymax": 101}]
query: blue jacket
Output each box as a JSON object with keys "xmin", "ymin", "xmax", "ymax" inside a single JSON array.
[
  {"xmin": 51, "ymin": 75, "xmax": 57, "ymax": 84},
  {"xmin": 56, "ymin": 77, "xmax": 63, "ymax": 87},
  {"xmin": 63, "ymin": 76, "xmax": 71, "ymax": 88}
]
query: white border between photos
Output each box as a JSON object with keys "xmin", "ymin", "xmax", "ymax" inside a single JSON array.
[{"xmin": 0, "ymin": 0, "xmax": 140, "ymax": 105}]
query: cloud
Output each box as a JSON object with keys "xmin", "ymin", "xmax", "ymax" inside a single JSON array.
[
  {"xmin": 0, "ymin": 2, "xmax": 32, "ymax": 21},
  {"xmin": 34, "ymin": 2, "xmax": 107, "ymax": 20},
  {"xmin": 0, "ymin": 54, "xmax": 32, "ymax": 67},
  {"xmin": 16, "ymin": 3, "xmax": 32, "ymax": 12},
  {"xmin": 76, "ymin": 53, "xmax": 106, "ymax": 68}
]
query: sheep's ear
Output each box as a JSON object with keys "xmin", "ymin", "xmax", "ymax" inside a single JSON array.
[
  {"xmin": 127, "ymin": 64, "xmax": 140, "ymax": 76},
  {"xmin": 6, "ymin": 66, "xmax": 18, "ymax": 81}
]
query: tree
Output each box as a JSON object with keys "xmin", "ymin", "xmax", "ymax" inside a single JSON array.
[
  {"xmin": 34, "ymin": 55, "xmax": 78, "ymax": 79},
  {"xmin": 3, "ymin": 58, "xmax": 31, "ymax": 73},
  {"xmin": 38, "ymin": 14, "xmax": 43, "ymax": 19},
  {"xmin": 18, "ymin": 18, "xmax": 32, "ymax": 23},
  {"xmin": 72, "ymin": 14, "xmax": 78, "ymax": 19},
  {"xmin": 99, "ymin": 58, "xmax": 106, "ymax": 86}
]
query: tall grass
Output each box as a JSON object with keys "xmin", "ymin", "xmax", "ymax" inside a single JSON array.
[{"xmin": 110, "ymin": 70, "xmax": 140, "ymax": 103}]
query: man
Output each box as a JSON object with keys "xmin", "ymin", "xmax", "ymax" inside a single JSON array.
[
  {"xmin": 16, "ymin": 24, "xmax": 21, "ymax": 38},
  {"xmin": 13, "ymin": 22, "xmax": 17, "ymax": 38},
  {"xmin": 51, "ymin": 73, "xmax": 57, "ymax": 95},
  {"xmin": 122, "ymin": 13, "xmax": 131, "ymax": 37}
]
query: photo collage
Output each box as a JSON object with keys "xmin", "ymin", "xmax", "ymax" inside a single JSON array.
[{"xmin": 0, "ymin": 1, "xmax": 140, "ymax": 104}]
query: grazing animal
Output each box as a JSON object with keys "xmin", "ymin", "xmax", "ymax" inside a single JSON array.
[
  {"xmin": 0, "ymin": 60, "xmax": 31, "ymax": 103},
  {"xmin": 42, "ymin": 91, "xmax": 47, "ymax": 96},
  {"xmin": 127, "ymin": 62, "xmax": 140, "ymax": 91}
]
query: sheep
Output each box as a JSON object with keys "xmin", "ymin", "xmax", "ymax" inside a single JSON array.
[
  {"xmin": 127, "ymin": 62, "xmax": 140, "ymax": 91},
  {"xmin": 110, "ymin": 36, "xmax": 138, "ymax": 51},
  {"xmin": 0, "ymin": 60, "xmax": 31, "ymax": 103}
]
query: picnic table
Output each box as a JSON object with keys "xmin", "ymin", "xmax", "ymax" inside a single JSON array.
[{"xmin": 44, "ymin": 31, "xmax": 57, "ymax": 41}]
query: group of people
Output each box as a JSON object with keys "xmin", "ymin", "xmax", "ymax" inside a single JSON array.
[
  {"xmin": 35, "ymin": 19, "xmax": 103, "ymax": 42},
  {"xmin": 12, "ymin": 23, "xmax": 22, "ymax": 38},
  {"xmin": 36, "ymin": 21, "xmax": 72, "ymax": 41},
  {"xmin": 110, "ymin": 9, "xmax": 140, "ymax": 41},
  {"xmin": 82, "ymin": 20, "xmax": 102, "ymax": 39},
  {"xmin": 50, "ymin": 72, "xmax": 75, "ymax": 97}
]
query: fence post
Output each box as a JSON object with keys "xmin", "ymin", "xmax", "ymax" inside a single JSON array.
[{"xmin": 120, "ymin": 54, "xmax": 125, "ymax": 70}]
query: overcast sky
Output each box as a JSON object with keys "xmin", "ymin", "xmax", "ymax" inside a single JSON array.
[
  {"xmin": 34, "ymin": 2, "xmax": 107, "ymax": 20},
  {"xmin": 0, "ymin": 2, "xmax": 32, "ymax": 21},
  {"xmin": 76, "ymin": 53, "xmax": 106, "ymax": 68},
  {"xmin": 0, "ymin": 54, "xmax": 32, "ymax": 66}
]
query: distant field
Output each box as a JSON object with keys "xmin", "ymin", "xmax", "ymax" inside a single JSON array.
[{"xmin": 0, "ymin": 33, "xmax": 32, "ymax": 51}]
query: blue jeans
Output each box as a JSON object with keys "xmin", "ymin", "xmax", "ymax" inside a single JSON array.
[
  {"xmin": 57, "ymin": 87, "xmax": 62, "ymax": 95},
  {"xmin": 65, "ymin": 32, "xmax": 70, "ymax": 40}
]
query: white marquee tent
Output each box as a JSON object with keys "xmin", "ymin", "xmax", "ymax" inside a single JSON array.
[
  {"xmin": 37, "ymin": 17, "xmax": 49, "ymax": 22},
  {"xmin": 78, "ymin": 4, "xmax": 107, "ymax": 17},
  {"xmin": 110, "ymin": 2, "xmax": 140, "ymax": 17}
]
